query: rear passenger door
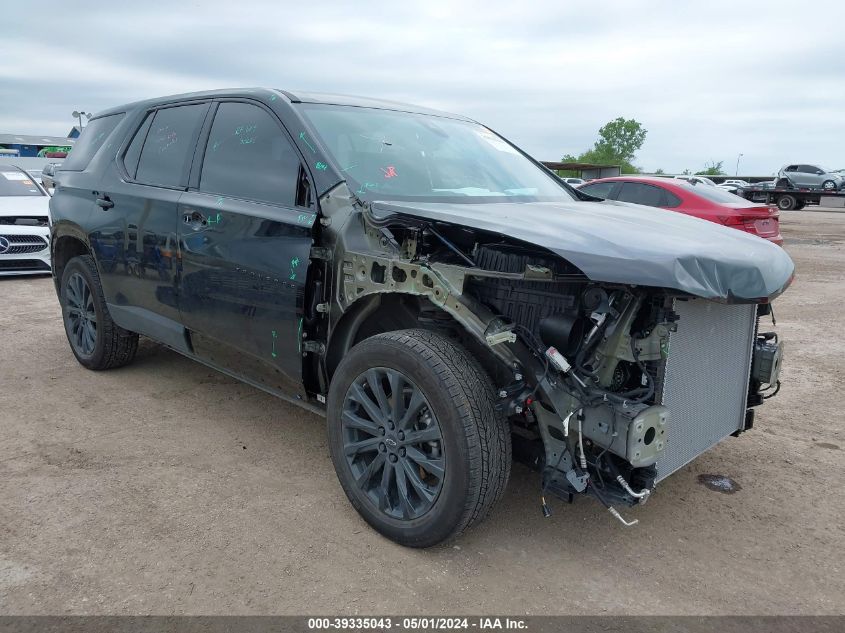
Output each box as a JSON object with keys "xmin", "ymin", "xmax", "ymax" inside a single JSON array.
[
  {"xmin": 91, "ymin": 102, "xmax": 209, "ymax": 350},
  {"xmin": 177, "ymin": 100, "xmax": 316, "ymax": 394}
]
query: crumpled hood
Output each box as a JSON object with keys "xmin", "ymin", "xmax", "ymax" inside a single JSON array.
[{"xmin": 371, "ymin": 198, "xmax": 795, "ymax": 302}]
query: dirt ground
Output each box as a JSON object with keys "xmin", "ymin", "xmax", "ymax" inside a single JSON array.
[{"xmin": 1, "ymin": 210, "xmax": 843, "ymax": 615}]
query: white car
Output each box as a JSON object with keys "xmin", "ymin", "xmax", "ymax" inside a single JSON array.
[
  {"xmin": 0, "ymin": 165, "xmax": 51, "ymax": 275},
  {"xmin": 717, "ymin": 179, "xmax": 751, "ymax": 193}
]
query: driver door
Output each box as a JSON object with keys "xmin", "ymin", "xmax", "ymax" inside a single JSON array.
[{"xmin": 177, "ymin": 100, "xmax": 317, "ymax": 395}]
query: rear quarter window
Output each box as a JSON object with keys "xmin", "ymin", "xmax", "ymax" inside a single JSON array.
[{"xmin": 61, "ymin": 113, "xmax": 125, "ymax": 171}]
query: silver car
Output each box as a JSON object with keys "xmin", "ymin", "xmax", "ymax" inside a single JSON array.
[{"xmin": 777, "ymin": 164, "xmax": 843, "ymax": 191}]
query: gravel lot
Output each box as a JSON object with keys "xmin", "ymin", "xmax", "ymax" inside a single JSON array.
[{"xmin": 1, "ymin": 210, "xmax": 843, "ymax": 615}]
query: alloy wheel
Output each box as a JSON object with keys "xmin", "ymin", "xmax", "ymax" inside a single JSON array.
[
  {"xmin": 341, "ymin": 367, "xmax": 445, "ymax": 520},
  {"xmin": 65, "ymin": 272, "xmax": 98, "ymax": 356}
]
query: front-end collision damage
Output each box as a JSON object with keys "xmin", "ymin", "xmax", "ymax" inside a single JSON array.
[{"xmin": 312, "ymin": 184, "xmax": 792, "ymax": 527}]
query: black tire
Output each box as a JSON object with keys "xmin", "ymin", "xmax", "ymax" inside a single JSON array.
[
  {"xmin": 327, "ymin": 329, "xmax": 511, "ymax": 547},
  {"xmin": 60, "ymin": 254, "xmax": 139, "ymax": 370},
  {"xmin": 777, "ymin": 195, "xmax": 797, "ymax": 211},
  {"xmin": 822, "ymin": 180, "xmax": 836, "ymax": 191},
  {"xmin": 794, "ymin": 201, "xmax": 806, "ymax": 210}
]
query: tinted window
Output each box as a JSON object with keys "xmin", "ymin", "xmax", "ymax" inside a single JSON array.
[
  {"xmin": 200, "ymin": 102, "xmax": 300, "ymax": 206},
  {"xmin": 663, "ymin": 190, "xmax": 682, "ymax": 208},
  {"xmin": 785, "ymin": 165, "xmax": 798, "ymax": 172},
  {"xmin": 617, "ymin": 182, "xmax": 665, "ymax": 207},
  {"xmin": 800, "ymin": 164, "xmax": 820, "ymax": 173},
  {"xmin": 579, "ymin": 182, "xmax": 615, "ymax": 198},
  {"xmin": 0, "ymin": 168, "xmax": 44, "ymax": 196},
  {"xmin": 123, "ymin": 113, "xmax": 153, "ymax": 179},
  {"xmin": 61, "ymin": 113, "xmax": 125, "ymax": 171},
  {"xmin": 136, "ymin": 104, "xmax": 207, "ymax": 188}
]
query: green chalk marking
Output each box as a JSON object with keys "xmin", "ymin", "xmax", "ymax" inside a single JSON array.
[
  {"xmin": 297, "ymin": 318, "xmax": 303, "ymax": 353},
  {"xmin": 299, "ymin": 132, "xmax": 316, "ymax": 153},
  {"xmin": 207, "ymin": 212, "xmax": 222, "ymax": 225},
  {"xmin": 340, "ymin": 164, "xmax": 358, "ymax": 173},
  {"xmin": 271, "ymin": 330, "xmax": 278, "ymax": 358},
  {"xmin": 315, "ymin": 161, "xmax": 327, "ymax": 171},
  {"xmin": 215, "ymin": 196, "xmax": 224, "ymax": 206},
  {"xmin": 297, "ymin": 213, "xmax": 315, "ymax": 225}
]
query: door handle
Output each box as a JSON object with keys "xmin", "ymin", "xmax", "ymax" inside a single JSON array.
[{"xmin": 96, "ymin": 195, "xmax": 114, "ymax": 210}]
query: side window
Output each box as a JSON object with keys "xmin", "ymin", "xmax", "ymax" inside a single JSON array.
[
  {"xmin": 136, "ymin": 104, "xmax": 207, "ymax": 188},
  {"xmin": 199, "ymin": 102, "xmax": 300, "ymax": 206},
  {"xmin": 617, "ymin": 182, "xmax": 665, "ymax": 207},
  {"xmin": 663, "ymin": 190, "xmax": 682, "ymax": 208},
  {"xmin": 61, "ymin": 113, "xmax": 125, "ymax": 171},
  {"xmin": 785, "ymin": 165, "xmax": 798, "ymax": 172},
  {"xmin": 802, "ymin": 164, "xmax": 821, "ymax": 173},
  {"xmin": 579, "ymin": 182, "xmax": 615, "ymax": 199},
  {"xmin": 122, "ymin": 113, "xmax": 153, "ymax": 180}
]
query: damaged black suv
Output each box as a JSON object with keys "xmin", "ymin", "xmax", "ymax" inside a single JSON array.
[{"xmin": 50, "ymin": 89, "xmax": 793, "ymax": 547}]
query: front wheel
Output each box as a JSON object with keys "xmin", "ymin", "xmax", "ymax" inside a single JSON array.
[
  {"xmin": 327, "ymin": 329, "xmax": 511, "ymax": 547},
  {"xmin": 822, "ymin": 180, "xmax": 836, "ymax": 191},
  {"xmin": 60, "ymin": 254, "xmax": 139, "ymax": 370}
]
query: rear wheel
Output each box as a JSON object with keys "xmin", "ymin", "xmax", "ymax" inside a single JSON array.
[
  {"xmin": 60, "ymin": 254, "xmax": 138, "ymax": 370},
  {"xmin": 327, "ymin": 329, "xmax": 511, "ymax": 547},
  {"xmin": 777, "ymin": 195, "xmax": 797, "ymax": 211}
]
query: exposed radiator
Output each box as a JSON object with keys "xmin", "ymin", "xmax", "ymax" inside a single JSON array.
[{"xmin": 655, "ymin": 299, "xmax": 757, "ymax": 481}]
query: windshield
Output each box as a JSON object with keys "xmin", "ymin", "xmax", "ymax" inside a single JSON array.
[
  {"xmin": 298, "ymin": 104, "xmax": 573, "ymax": 202},
  {"xmin": 0, "ymin": 169, "xmax": 44, "ymax": 197}
]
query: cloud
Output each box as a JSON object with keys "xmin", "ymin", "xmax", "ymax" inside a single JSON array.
[{"xmin": 2, "ymin": 0, "xmax": 843, "ymax": 173}]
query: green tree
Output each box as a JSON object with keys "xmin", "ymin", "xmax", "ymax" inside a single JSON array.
[
  {"xmin": 593, "ymin": 117, "xmax": 648, "ymax": 165},
  {"xmin": 654, "ymin": 168, "xmax": 665, "ymax": 175},
  {"xmin": 561, "ymin": 117, "xmax": 647, "ymax": 174},
  {"xmin": 696, "ymin": 160, "xmax": 725, "ymax": 176}
]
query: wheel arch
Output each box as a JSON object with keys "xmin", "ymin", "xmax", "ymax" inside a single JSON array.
[
  {"xmin": 51, "ymin": 228, "xmax": 92, "ymax": 295},
  {"xmin": 325, "ymin": 291, "xmax": 507, "ymax": 385}
]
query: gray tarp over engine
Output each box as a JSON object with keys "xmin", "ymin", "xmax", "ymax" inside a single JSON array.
[{"xmin": 370, "ymin": 198, "xmax": 795, "ymax": 302}]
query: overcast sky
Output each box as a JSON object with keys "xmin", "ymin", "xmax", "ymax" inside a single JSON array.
[{"xmin": 3, "ymin": 1, "xmax": 843, "ymax": 175}]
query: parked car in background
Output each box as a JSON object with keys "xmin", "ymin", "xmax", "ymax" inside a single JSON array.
[
  {"xmin": 776, "ymin": 164, "xmax": 844, "ymax": 191},
  {"xmin": 41, "ymin": 162, "xmax": 61, "ymax": 190},
  {"xmin": 717, "ymin": 179, "xmax": 751, "ymax": 194},
  {"xmin": 49, "ymin": 88, "xmax": 792, "ymax": 547},
  {"xmin": 0, "ymin": 165, "xmax": 51, "ymax": 275},
  {"xmin": 579, "ymin": 176, "xmax": 782, "ymax": 245},
  {"xmin": 561, "ymin": 177, "xmax": 585, "ymax": 186},
  {"xmin": 674, "ymin": 175, "xmax": 717, "ymax": 187}
]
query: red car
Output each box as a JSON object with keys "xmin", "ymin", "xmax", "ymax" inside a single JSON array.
[{"xmin": 578, "ymin": 176, "xmax": 783, "ymax": 245}]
